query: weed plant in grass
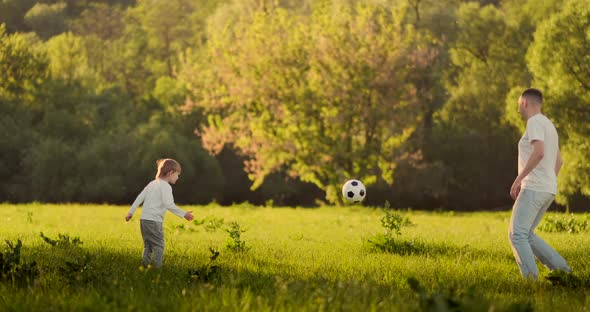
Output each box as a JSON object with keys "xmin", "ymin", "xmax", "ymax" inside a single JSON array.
[
  {"xmin": 538, "ymin": 214, "xmax": 590, "ymax": 234},
  {"xmin": 1, "ymin": 204, "xmax": 590, "ymax": 311}
]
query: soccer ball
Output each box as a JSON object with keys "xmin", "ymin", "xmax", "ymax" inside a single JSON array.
[{"xmin": 342, "ymin": 179, "xmax": 366, "ymax": 203}]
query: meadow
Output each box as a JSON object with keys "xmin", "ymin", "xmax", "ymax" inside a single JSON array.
[{"xmin": 1, "ymin": 203, "xmax": 590, "ymax": 311}]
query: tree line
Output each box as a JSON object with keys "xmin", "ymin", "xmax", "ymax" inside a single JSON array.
[{"xmin": 0, "ymin": 0, "xmax": 588, "ymax": 210}]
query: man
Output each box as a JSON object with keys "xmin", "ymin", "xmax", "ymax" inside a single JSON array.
[{"xmin": 508, "ymin": 88, "xmax": 571, "ymax": 280}]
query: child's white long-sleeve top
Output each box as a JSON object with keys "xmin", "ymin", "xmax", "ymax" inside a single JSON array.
[{"xmin": 128, "ymin": 179, "xmax": 186, "ymax": 222}]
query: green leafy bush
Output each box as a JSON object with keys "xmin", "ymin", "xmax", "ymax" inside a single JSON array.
[
  {"xmin": 225, "ymin": 222, "xmax": 248, "ymax": 252},
  {"xmin": 368, "ymin": 210, "xmax": 412, "ymax": 253},
  {"xmin": 193, "ymin": 216, "xmax": 225, "ymax": 232},
  {"xmin": 538, "ymin": 215, "xmax": 590, "ymax": 233},
  {"xmin": 188, "ymin": 248, "xmax": 221, "ymax": 283},
  {"xmin": 0, "ymin": 240, "xmax": 39, "ymax": 287},
  {"xmin": 40, "ymin": 232, "xmax": 83, "ymax": 247}
]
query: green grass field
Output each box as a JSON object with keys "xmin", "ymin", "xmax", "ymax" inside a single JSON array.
[{"xmin": 1, "ymin": 203, "xmax": 590, "ymax": 311}]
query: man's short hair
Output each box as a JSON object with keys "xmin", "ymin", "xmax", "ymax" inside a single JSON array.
[{"xmin": 521, "ymin": 88, "xmax": 543, "ymax": 104}]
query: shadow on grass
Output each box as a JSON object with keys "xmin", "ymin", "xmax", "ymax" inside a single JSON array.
[
  {"xmin": 366, "ymin": 234, "xmax": 515, "ymax": 262},
  {"xmin": 2, "ymin": 236, "xmax": 590, "ymax": 311},
  {"xmin": 4, "ymin": 241, "xmax": 425, "ymax": 310}
]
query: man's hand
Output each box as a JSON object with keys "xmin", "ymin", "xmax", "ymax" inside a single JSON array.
[
  {"xmin": 510, "ymin": 177, "xmax": 522, "ymax": 200},
  {"xmin": 125, "ymin": 213, "xmax": 133, "ymax": 222},
  {"xmin": 184, "ymin": 211, "xmax": 194, "ymax": 221}
]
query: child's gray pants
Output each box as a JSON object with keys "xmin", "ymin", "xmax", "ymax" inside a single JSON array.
[{"xmin": 140, "ymin": 219, "xmax": 165, "ymax": 268}]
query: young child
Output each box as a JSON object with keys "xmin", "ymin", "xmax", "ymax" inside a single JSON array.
[{"xmin": 126, "ymin": 158, "xmax": 194, "ymax": 268}]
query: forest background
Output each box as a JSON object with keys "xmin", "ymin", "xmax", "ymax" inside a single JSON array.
[{"xmin": 1, "ymin": 0, "xmax": 588, "ymax": 211}]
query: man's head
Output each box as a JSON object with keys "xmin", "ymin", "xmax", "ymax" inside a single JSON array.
[{"xmin": 518, "ymin": 88, "xmax": 543, "ymax": 120}]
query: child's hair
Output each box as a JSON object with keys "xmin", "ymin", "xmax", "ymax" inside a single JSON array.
[{"xmin": 155, "ymin": 158, "xmax": 182, "ymax": 179}]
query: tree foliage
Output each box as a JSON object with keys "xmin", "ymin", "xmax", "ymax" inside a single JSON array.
[
  {"xmin": 24, "ymin": 2, "xmax": 67, "ymax": 40},
  {"xmin": 184, "ymin": 2, "xmax": 428, "ymax": 203},
  {"xmin": 526, "ymin": 0, "xmax": 590, "ymax": 206},
  {"xmin": 0, "ymin": 0, "xmax": 588, "ymax": 209}
]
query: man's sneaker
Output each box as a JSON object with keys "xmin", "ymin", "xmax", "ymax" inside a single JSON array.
[{"xmin": 545, "ymin": 270, "xmax": 583, "ymax": 288}]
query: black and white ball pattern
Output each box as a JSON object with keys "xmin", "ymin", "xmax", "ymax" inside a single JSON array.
[{"xmin": 342, "ymin": 179, "xmax": 366, "ymax": 203}]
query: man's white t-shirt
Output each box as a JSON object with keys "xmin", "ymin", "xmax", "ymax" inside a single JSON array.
[
  {"xmin": 518, "ymin": 113, "xmax": 559, "ymax": 195},
  {"xmin": 128, "ymin": 179, "xmax": 186, "ymax": 222}
]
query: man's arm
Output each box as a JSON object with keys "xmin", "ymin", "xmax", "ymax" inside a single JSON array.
[
  {"xmin": 510, "ymin": 140, "xmax": 544, "ymax": 199},
  {"xmin": 555, "ymin": 148, "xmax": 563, "ymax": 176},
  {"xmin": 517, "ymin": 140, "xmax": 545, "ymax": 180}
]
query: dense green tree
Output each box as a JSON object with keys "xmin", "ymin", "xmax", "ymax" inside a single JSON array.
[
  {"xmin": 128, "ymin": 0, "xmax": 195, "ymax": 77},
  {"xmin": 92, "ymin": 0, "xmax": 224, "ymax": 97},
  {"xmin": 24, "ymin": 2, "xmax": 68, "ymax": 40},
  {"xmin": 526, "ymin": 0, "xmax": 590, "ymax": 208},
  {"xmin": 0, "ymin": 24, "xmax": 48, "ymax": 103},
  {"xmin": 70, "ymin": 2, "xmax": 125, "ymax": 40},
  {"xmin": 185, "ymin": 2, "xmax": 425, "ymax": 203},
  {"xmin": 36, "ymin": 0, "xmax": 136, "ymax": 17},
  {"xmin": 372, "ymin": 0, "xmax": 459, "ymax": 207},
  {"xmin": 429, "ymin": 2, "xmax": 532, "ymax": 210},
  {"xmin": 1, "ymin": 0, "xmax": 588, "ymax": 208},
  {"xmin": 69, "ymin": 3, "xmax": 129, "ymax": 92},
  {"xmin": 0, "ymin": 98, "xmax": 35, "ymax": 201},
  {"xmin": 0, "ymin": 25, "xmax": 48, "ymax": 201},
  {"xmin": 45, "ymin": 32, "xmax": 96, "ymax": 86},
  {"xmin": 0, "ymin": 0, "xmax": 36, "ymax": 33}
]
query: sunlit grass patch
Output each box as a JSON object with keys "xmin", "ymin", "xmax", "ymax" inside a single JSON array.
[{"xmin": 1, "ymin": 204, "xmax": 590, "ymax": 311}]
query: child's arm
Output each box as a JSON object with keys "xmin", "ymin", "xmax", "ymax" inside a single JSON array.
[
  {"xmin": 162, "ymin": 184, "xmax": 194, "ymax": 221},
  {"xmin": 126, "ymin": 188, "xmax": 147, "ymax": 221}
]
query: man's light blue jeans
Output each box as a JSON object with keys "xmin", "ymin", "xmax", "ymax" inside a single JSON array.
[{"xmin": 508, "ymin": 189, "xmax": 571, "ymax": 280}]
